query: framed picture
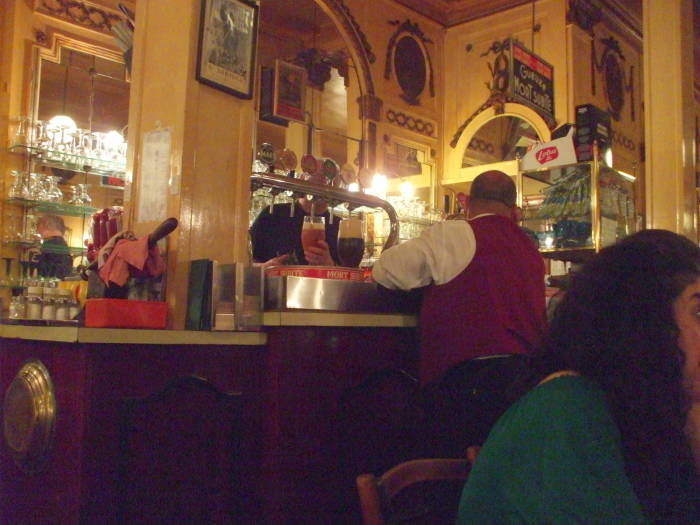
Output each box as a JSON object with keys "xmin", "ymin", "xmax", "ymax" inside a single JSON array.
[
  {"xmin": 273, "ymin": 59, "xmax": 306, "ymax": 123},
  {"xmin": 259, "ymin": 66, "xmax": 288, "ymax": 126},
  {"xmin": 196, "ymin": 0, "xmax": 258, "ymax": 99}
]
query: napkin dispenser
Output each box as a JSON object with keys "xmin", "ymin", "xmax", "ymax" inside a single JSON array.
[{"xmin": 210, "ymin": 262, "xmax": 263, "ymax": 331}]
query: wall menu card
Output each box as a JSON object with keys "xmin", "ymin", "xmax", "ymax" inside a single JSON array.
[{"xmin": 137, "ymin": 128, "xmax": 171, "ymax": 223}]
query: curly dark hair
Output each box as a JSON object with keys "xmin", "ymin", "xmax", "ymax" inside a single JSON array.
[{"xmin": 538, "ymin": 229, "xmax": 700, "ymax": 522}]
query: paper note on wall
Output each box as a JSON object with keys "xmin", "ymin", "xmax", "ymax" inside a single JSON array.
[{"xmin": 137, "ymin": 128, "xmax": 171, "ymax": 223}]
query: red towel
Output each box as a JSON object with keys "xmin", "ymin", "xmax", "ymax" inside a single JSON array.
[{"xmin": 98, "ymin": 235, "xmax": 165, "ymax": 286}]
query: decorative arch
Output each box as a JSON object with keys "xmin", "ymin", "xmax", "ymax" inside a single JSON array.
[
  {"xmin": 315, "ymin": 0, "xmax": 376, "ymax": 97},
  {"xmin": 448, "ymin": 103, "xmax": 552, "ymax": 178},
  {"xmin": 313, "ymin": 0, "xmax": 380, "ymax": 169}
]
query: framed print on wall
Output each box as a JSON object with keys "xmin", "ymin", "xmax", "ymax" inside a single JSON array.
[
  {"xmin": 273, "ymin": 59, "xmax": 306, "ymax": 123},
  {"xmin": 196, "ymin": 0, "xmax": 259, "ymax": 99}
]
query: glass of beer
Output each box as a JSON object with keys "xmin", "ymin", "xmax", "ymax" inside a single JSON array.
[
  {"xmin": 301, "ymin": 216, "xmax": 326, "ymax": 255},
  {"xmin": 337, "ymin": 217, "xmax": 365, "ymax": 267}
]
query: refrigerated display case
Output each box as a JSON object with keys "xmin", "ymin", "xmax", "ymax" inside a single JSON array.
[{"xmin": 518, "ymin": 155, "xmax": 637, "ymax": 263}]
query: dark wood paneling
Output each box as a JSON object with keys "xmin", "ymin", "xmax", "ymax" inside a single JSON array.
[
  {"xmin": 116, "ymin": 376, "xmax": 242, "ymax": 524},
  {"xmin": 0, "ymin": 325, "xmax": 418, "ymax": 525}
]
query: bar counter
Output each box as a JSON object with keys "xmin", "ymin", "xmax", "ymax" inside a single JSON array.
[{"xmin": 0, "ymin": 311, "xmax": 419, "ymax": 525}]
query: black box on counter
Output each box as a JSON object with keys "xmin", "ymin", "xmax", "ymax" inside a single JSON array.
[{"xmin": 575, "ymin": 104, "xmax": 611, "ymax": 161}]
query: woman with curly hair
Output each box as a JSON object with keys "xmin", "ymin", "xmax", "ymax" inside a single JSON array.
[{"xmin": 457, "ymin": 230, "xmax": 700, "ymax": 523}]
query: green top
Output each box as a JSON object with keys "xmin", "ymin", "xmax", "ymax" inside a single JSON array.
[{"xmin": 456, "ymin": 375, "xmax": 647, "ymax": 524}]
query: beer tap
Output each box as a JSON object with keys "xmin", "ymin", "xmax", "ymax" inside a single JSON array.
[{"xmin": 268, "ymin": 188, "xmax": 282, "ymax": 214}]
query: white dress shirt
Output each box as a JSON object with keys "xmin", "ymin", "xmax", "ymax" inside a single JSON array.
[{"xmin": 372, "ymin": 214, "xmax": 495, "ymax": 291}]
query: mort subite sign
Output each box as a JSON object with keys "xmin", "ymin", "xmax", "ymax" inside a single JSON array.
[{"xmin": 509, "ymin": 40, "xmax": 555, "ymax": 124}]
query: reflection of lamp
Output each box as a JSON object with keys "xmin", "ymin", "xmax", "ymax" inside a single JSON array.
[
  {"xmin": 368, "ymin": 173, "xmax": 388, "ymax": 199},
  {"xmin": 48, "ymin": 115, "xmax": 77, "ymax": 133},
  {"xmin": 103, "ymin": 130, "xmax": 124, "ymax": 149},
  {"xmin": 348, "ymin": 182, "xmax": 359, "ymax": 192},
  {"xmin": 603, "ymin": 147, "xmax": 613, "ymax": 168},
  {"xmin": 399, "ymin": 180, "xmax": 415, "ymax": 199},
  {"xmin": 48, "ymin": 51, "xmax": 77, "ymax": 144}
]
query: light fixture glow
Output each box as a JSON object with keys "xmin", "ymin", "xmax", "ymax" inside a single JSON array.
[
  {"xmin": 47, "ymin": 115, "xmax": 77, "ymax": 144},
  {"xmin": 617, "ymin": 170, "xmax": 636, "ymax": 182},
  {"xmin": 399, "ymin": 180, "xmax": 415, "ymax": 199},
  {"xmin": 603, "ymin": 147, "xmax": 613, "ymax": 168},
  {"xmin": 368, "ymin": 173, "xmax": 388, "ymax": 199},
  {"xmin": 103, "ymin": 130, "xmax": 125, "ymax": 150},
  {"xmin": 348, "ymin": 182, "xmax": 359, "ymax": 192},
  {"xmin": 48, "ymin": 115, "xmax": 77, "ymax": 130}
]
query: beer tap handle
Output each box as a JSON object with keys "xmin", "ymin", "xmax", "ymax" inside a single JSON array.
[{"xmin": 269, "ymin": 189, "xmax": 280, "ymax": 214}]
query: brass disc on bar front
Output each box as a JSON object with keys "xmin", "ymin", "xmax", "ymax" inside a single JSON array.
[{"xmin": 3, "ymin": 360, "xmax": 56, "ymax": 473}]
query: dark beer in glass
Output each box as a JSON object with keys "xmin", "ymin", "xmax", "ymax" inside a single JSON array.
[{"xmin": 337, "ymin": 218, "xmax": 364, "ymax": 267}]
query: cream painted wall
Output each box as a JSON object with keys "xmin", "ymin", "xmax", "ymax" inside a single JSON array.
[
  {"xmin": 345, "ymin": 0, "xmax": 443, "ymax": 203},
  {"xmin": 443, "ymin": 0, "xmax": 566, "ymax": 183},
  {"xmin": 643, "ymin": 0, "xmax": 695, "ymax": 238},
  {"xmin": 566, "ymin": 19, "xmax": 644, "ymax": 212},
  {"xmin": 126, "ymin": 0, "xmax": 255, "ymax": 328}
]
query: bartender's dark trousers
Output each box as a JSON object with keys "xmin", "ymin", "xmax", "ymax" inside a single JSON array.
[{"xmin": 421, "ymin": 354, "xmax": 531, "ymax": 458}]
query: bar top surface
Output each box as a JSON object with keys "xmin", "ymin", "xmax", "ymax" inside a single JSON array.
[{"xmin": 0, "ymin": 312, "xmax": 416, "ymax": 344}]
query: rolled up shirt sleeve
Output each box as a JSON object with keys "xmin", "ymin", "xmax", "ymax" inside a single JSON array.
[{"xmin": 372, "ymin": 220, "xmax": 477, "ymax": 290}]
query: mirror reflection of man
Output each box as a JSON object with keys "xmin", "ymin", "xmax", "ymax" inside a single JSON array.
[
  {"xmin": 249, "ymin": 196, "xmax": 340, "ymax": 267},
  {"xmin": 30, "ymin": 214, "xmax": 73, "ymax": 279}
]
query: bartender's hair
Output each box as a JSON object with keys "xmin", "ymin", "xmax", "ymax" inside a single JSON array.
[
  {"xmin": 469, "ymin": 170, "xmax": 517, "ymax": 208},
  {"xmin": 538, "ymin": 229, "xmax": 700, "ymax": 521},
  {"xmin": 39, "ymin": 214, "xmax": 66, "ymax": 234}
]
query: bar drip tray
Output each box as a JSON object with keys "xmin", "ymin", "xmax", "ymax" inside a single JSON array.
[{"xmin": 264, "ymin": 274, "xmax": 419, "ymax": 313}]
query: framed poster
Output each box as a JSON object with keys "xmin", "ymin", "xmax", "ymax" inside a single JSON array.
[
  {"xmin": 196, "ymin": 0, "xmax": 258, "ymax": 99},
  {"xmin": 273, "ymin": 59, "xmax": 306, "ymax": 122}
]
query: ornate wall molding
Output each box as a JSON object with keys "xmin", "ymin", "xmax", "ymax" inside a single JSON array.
[
  {"xmin": 567, "ymin": 0, "xmax": 602, "ymax": 35},
  {"xmin": 358, "ymin": 94, "xmax": 383, "ymax": 121},
  {"xmin": 467, "ymin": 137, "xmax": 495, "ymax": 154},
  {"xmin": 385, "ymin": 107, "xmax": 436, "ymax": 138},
  {"xmin": 450, "ymin": 40, "xmax": 513, "ymax": 148},
  {"xmin": 611, "ymin": 130, "xmax": 637, "ymax": 152},
  {"xmin": 34, "ymin": 0, "xmax": 125, "ymax": 35},
  {"xmin": 592, "ymin": 35, "xmax": 634, "ymax": 122},
  {"xmin": 326, "ymin": 0, "xmax": 376, "ymax": 64},
  {"xmin": 34, "ymin": 27, "xmax": 124, "ymax": 64},
  {"xmin": 384, "ymin": 19, "xmax": 435, "ymax": 105}
]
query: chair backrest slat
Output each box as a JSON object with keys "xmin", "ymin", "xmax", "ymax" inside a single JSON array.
[{"xmin": 356, "ymin": 458, "xmax": 471, "ymax": 525}]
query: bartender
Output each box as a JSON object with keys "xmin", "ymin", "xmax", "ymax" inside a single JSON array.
[{"xmin": 249, "ymin": 196, "xmax": 340, "ymax": 266}]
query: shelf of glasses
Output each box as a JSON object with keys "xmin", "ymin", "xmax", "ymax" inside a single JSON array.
[
  {"xmin": 1, "ymin": 241, "xmax": 87, "ymax": 256},
  {"xmin": 4, "ymin": 198, "xmax": 97, "ymax": 217},
  {"xmin": 8, "ymin": 144, "xmax": 126, "ymax": 178}
]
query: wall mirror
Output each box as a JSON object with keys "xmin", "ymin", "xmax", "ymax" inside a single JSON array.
[
  {"xmin": 461, "ymin": 115, "xmax": 540, "ymax": 168},
  {"xmin": 36, "ymin": 47, "xmax": 129, "ymax": 135},
  {"xmin": 31, "ymin": 39, "xmax": 130, "ymax": 210},
  {"xmin": 256, "ymin": 0, "xmax": 363, "ymax": 178},
  {"xmin": 3, "ymin": 38, "xmax": 132, "ymax": 280}
]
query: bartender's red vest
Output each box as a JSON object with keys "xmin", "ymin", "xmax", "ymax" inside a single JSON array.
[{"xmin": 419, "ymin": 215, "xmax": 546, "ymax": 385}]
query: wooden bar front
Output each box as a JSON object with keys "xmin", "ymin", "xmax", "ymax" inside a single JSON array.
[{"xmin": 0, "ymin": 314, "xmax": 418, "ymax": 524}]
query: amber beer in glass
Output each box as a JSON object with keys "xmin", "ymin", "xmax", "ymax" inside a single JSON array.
[
  {"xmin": 301, "ymin": 216, "xmax": 326, "ymax": 255},
  {"xmin": 337, "ymin": 217, "xmax": 365, "ymax": 267}
]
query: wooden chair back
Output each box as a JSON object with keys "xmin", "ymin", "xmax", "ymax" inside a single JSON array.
[{"xmin": 356, "ymin": 458, "xmax": 470, "ymax": 525}]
